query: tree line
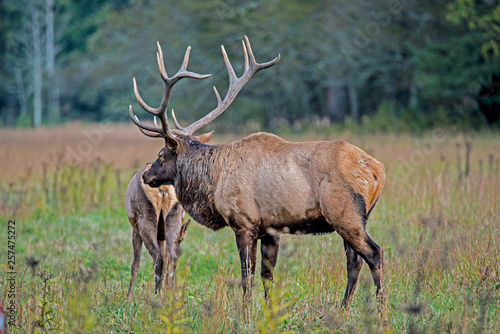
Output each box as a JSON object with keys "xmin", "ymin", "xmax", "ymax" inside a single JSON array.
[{"xmin": 0, "ymin": 0, "xmax": 499, "ymax": 131}]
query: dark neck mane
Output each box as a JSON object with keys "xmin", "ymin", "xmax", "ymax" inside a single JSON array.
[{"xmin": 174, "ymin": 139, "xmax": 227, "ymax": 231}]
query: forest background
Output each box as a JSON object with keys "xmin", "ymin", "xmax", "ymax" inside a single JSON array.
[{"xmin": 1, "ymin": 0, "xmax": 499, "ymax": 133}]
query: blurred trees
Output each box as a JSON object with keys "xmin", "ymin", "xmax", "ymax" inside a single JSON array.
[{"xmin": 0, "ymin": 0, "xmax": 499, "ymax": 130}]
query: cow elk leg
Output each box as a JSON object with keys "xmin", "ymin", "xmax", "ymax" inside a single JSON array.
[
  {"xmin": 139, "ymin": 222, "xmax": 164, "ymax": 295},
  {"xmin": 163, "ymin": 204, "xmax": 184, "ymax": 290},
  {"xmin": 235, "ymin": 228, "xmax": 258, "ymax": 302},
  {"xmin": 341, "ymin": 241, "xmax": 364, "ymax": 307},
  {"xmin": 127, "ymin": 230, "xmax": 143, "ymax": 301},
  {"xmin": 260, "ymin": 233, "xmax": 280, "ymax": 301}
]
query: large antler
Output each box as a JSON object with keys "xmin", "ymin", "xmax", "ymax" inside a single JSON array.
[
  {"xmin": 175, "ymin": 35, "xmax": 280, "ymax": 135},
  {"xmin": 129, "ymin": 43, "xmax": 211, "ymax": 140}
]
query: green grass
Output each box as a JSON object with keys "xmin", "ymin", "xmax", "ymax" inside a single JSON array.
[{"xmin": 1, "ymin": 131, "xmax": 499, "ymax": 333}]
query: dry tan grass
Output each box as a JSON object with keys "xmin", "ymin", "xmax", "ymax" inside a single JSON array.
[
  {"xmin": 0, "ymin": 123, "xmax": 163, "ymax": 178},
  {"xmin": 2, "ymin": 123, "xmax": 499, "ymax": 180}
]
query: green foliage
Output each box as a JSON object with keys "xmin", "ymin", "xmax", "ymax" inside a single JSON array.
[
  {"xmin": 149, "ymin": 275, "xmax": 189, "ymax": 334},
  {"xmin": 258, "ymin": 289, "xmax": 294, "ymax": 334},
  {"xmin": 446, "ymin": 0, "xmax": 500, "ymax": 60},
  {"xmin": 362, "ymin": 101, "xmax": 398, "ymax": 133},
  {"xmin": 2, "ymin": 0, "xmax": 500, "ymax": 129},
  {"xmin": 65, "ymin": 283, "xmax": 96, "ymax": 333},
  {"xmin": 33, "ymin": 272, "xmax": 63, "ymax": 333}
]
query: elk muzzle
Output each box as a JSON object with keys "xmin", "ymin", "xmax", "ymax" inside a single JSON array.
[{"xmin": 142, "ymin": 164, "xmax": 164, "ymax": 187}]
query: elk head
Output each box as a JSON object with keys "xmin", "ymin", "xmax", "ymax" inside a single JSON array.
[{"xmin": 129, "ymin": 36, "xmax": 280, "ymax": 187}]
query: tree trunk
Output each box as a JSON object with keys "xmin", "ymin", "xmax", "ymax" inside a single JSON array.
[
  {"xmin": 14, "ymin": 67, "xmax": 28, "ymax": 119},
  {"xmin": 45, "ymin": 0, "xmax": 60, "ymax": 123},
  {"xmin": 324, "ymin": 86, "xmax": 346, "ymax": 121},
  {"xmin": 30, "ymin": 1, "xmax": 43, "ymax": 128},
  {"xmin": 347, "ymin": 82, "xmax": 359, "ymax": 121},
  {"xmin": 264, "ymin": 98, "xmax": 275, "ymax": 132},
  {"xmin": 409, "ymin": 76, "xmax": 418, "ymax": 109}
]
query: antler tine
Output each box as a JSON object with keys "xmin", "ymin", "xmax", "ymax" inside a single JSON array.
[
  {"xmin": 242, "ymin": 40, "xmax": 250, "ymax": 73},
  {"xmin": 244, "ymin": 35, "xmax": 256, "ymax": 70},
  {"xmin": 221, "ymin": 45, "xmax": 237, "ymax": 86},
  {"xmin": 180, "ymin": 46, "xmax": 191, "ymax": 71},
  {"xmin": 131, "ymin": 42, "xmax": 212, "ymax": 142},
  {"xmin": 213, "ymin": 86, "xmax": 222, "ymax": 105},
  {"xmin": 138, "ymin": 126, "xmax": 165, "ymax": 138},
  {"xmin": 181, "ymin": 36, "xmax": 280, "ymax": 135},
  {"xmin": 162, "ymin": 45, "xmax": 212, "ymax": 87},
  {"xmin": 139, "ymin": 116, "xmax": 164, "ymax": 137},
  {"xmin": 129, "ymin": 105, "xmax": 164, "ymax": 135},
  {"xmin": 156, "ymin": 44, "xmax": 211, "ymax": 126},
  {"xmin": 171, "ymin": 109, "xmax": 185, "ymax": 130},
  {"xmin": 133, "ymin": 78, "xmax": 159, "ymax": 115},
  {"xmin": 157, "ymin": 42, "xmax": 168, "ymax": 81},
  {"xmin": 244, "ymin": 35, "xmax": 281, "ymax": 71},
  {"xmin": 132, "ymin": 76, "xmax": 170, "ymax": 139},
  {"xmin": 175, "ymin": 46, "xmax": 212, "ymax": 80}
]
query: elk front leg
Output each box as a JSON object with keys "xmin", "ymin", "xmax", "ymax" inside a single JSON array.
[
  {"xmin": 260, "ymin": 233, "xmax": 280, "ymax": 300},
  {"xmin": 235, "ymin": 229, "xmax": 258, "ymax": 301},
  {"xmin": 341, "ymin": 240, "xmax": 364, "ymax": 307},
  {"xmin": 127, "ymin": 230, "xmax": 143, "ymax": 301}
]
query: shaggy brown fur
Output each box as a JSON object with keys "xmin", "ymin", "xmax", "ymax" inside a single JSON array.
[{"xmin": 144, "ymin": 131, "xmax": 386, "ymax": 305}]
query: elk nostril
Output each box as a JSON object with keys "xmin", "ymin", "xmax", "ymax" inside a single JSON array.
[{"xmin": 143, "ymin": 173, "xmax": 152, "ymax": 183}]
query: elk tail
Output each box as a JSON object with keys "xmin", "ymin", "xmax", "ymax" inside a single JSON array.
[{"xmin": 366, "ymin": 161, "xmax": 386, "ymax": 220}]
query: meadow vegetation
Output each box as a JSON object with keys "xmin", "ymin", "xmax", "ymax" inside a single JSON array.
[{"xmin": 0, "ymin": 124, "xmax": 499, "ymax": 333}]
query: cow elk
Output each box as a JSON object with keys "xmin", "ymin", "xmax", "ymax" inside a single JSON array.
[
  {"xmin": 125, "ymin": 163, "xmax": 189, "ymax": 301},
  {"xmin": 129, "ymin": 36, "xmax": 386, "ymax": 307}
]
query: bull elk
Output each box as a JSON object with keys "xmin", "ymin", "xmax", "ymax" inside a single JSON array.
[{"xmin": 129, "ymin": 36, "xmax": 386, "ymax": 306}]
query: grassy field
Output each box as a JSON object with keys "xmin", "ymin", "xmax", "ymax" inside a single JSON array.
[{"xmin": 1, "ymin": 123, "xmax": 499, "ymax": 333}]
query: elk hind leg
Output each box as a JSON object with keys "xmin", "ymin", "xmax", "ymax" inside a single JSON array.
[
  {"xmin": 341, "ymin": 229, "xmax": 383, "ymax": 301},
  {"xmin": 341, "ymin": 240, "xmax": 364, "ymax": 307},
  {"xmin": 260, "ymin": 233, "xmax": 280, "ymax": 301},
  {"xmin": 319, "ymin": 186, "xmax": 383, "ymax": 302},
  {"xmin": 140, "ymin": 224, "xmax": 164, "ymax": 295},
  {"xmin": 127, "ymin": 230, "xmax": 143, "ymax": 301}
]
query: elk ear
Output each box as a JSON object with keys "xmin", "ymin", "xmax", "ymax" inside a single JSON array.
[
  {"xmin": 165, "ymin": 136, "xmax": 180, "ymax": 152},
  {"xmin": 178, "ymin": 219, "xmax": 191, "ymax": 243},
  {"xmin": 195, "ymin": 131, "xmax": 214, "ymax": 144}
]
